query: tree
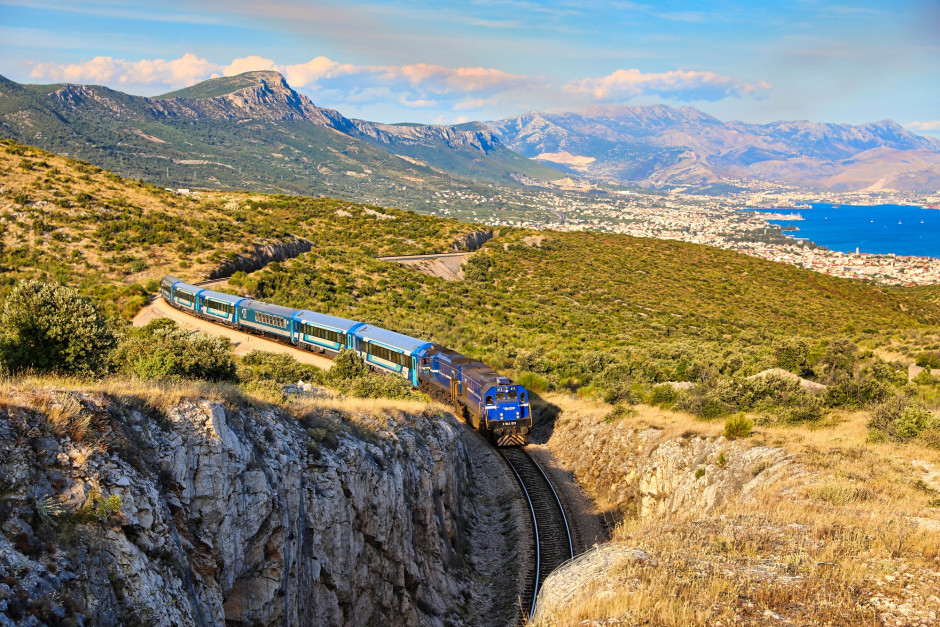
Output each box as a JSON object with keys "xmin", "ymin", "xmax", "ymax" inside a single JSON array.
[
  {"xmin": 818, "ymin": 338, "xmax": 858, "ymax": 383},
  {"xmin": 0, "ymin": 280, "xmax": 117, "ymax": 374},
  {"xmin": 774, "ymin": 337, "xmax": 810, "ymax": 374}
]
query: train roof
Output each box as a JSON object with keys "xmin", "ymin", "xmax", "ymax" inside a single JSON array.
[
  {"xmin": 239, "ymin": 299, "xmax": 299, "ymax": 318},
  {"xmin": 173, "ymin": 280, "xmax": 200, "ymax": 294},
  {"xmin": 292, "ymin": 310, "xmax": 363, "ymax": 333},
  {"xmin": 161, "ymin": 275, "xmax": 181, "ymax": 286},
  {"xmin": 354, "ymin": 324, "xmax": 432, "ymax": 354},
  {"xmin": 463, "ymin": 364, "xmax": 514, "ymax": 387},
  {"xmin": 198, "ymin": 289, "xmax": 246, "ymax": 305}
]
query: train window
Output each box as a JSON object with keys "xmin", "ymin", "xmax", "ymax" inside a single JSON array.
[
  {"xmin": 520, "ymin": 393, "xmax": 526, "ymax": 403},
  {"xmin": 302, "ymin": 324, "xmax": 341, "ymax": 344},
  {"xmin": 509, "ymin": 390, "xmax": 518, "ymax": 400},
  {"xmin": 367, "ymin": 343, "xmax": 409, "ymax": 367},
  {"xmin": 496, "ymin": 393, "xmax": 506, "ymax": 401},
  {"xmin": 485, "ymin": 395, "xmax": 493, "ymax": 405},
  {"xmin": 208, "ymin": 300, "xmax": 234, "ymax": 315},
  {"xmin": 257, "ymin": 312, "xmax": 286, "ymax": 328}
]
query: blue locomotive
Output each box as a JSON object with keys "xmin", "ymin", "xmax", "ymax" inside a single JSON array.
[{"xmin": 160, "ymin": 276, "xmax": 532, "ymax": 446}]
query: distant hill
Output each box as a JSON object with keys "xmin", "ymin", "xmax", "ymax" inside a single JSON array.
[
  {"xmin": 489, "ymin": 105, "xmax": 940, "ymax": 192},
  {"xmin": 0, "ymin": 71, "xmax": 566, "ymax": 212}
]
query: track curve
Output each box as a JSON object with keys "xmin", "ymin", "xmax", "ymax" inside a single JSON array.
[{"xmin": 500, "ymin": 447, "xmax": 574, "ymax": 623}]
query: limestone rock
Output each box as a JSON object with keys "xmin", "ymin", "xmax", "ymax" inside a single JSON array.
[{"xmin": 0, "ymin": 389, "xmax": 478, "ymax": 626}]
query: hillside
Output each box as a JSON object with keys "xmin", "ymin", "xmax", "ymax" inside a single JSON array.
[
  {"xmin": 0, "ymin": 138, "xmax": 477, "ymax": 317},
  {"xmin": 489, "ymin": 105, "xmax": 940, "ymax": 192},
  {"xmin": 0, "ymin": 71, "xmax": 565, "ymax": 219},
  {"xmin": 4, "ymin": 138, "xmax": 938, "ymax": 391},
  {"xmin": 3, "ymin": 145, "xmax": 940, "ymax": 626},
  {"xmin": 230, "ymin": 223, "xmax": 940, "ymax": 390}
]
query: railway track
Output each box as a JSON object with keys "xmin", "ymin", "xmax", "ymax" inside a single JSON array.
[{"xmin": 500, "ymin": 446, "xmax": 574, "ymax": 623}]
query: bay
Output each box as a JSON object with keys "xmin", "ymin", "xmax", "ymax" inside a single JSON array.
[{"xmin": 748, "ymin": 203, "xmax": 940, "ymax": 259}]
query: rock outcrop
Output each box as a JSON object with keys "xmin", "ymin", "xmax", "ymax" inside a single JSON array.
[
  {"xmin": 207, "ymin": 235, "xmax": 313, "ymax": 279},
  {"xmin": 0, "ymin": 388, "xmax": 488, "ymax": 626},
  {"xmin": 548, "ymin": 415, "xmax": 793, "ymax": 519},
  {"xmin": 450, "ymin": 230, "xmax": 493, "ymax": 253}
]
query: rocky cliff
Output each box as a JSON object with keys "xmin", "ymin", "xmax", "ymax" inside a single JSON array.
[
  {"xmin": 0, "ymin": 385, "xmax": 517, "ymax": 626},
  {"xmin": 207, "ymin": 235, "xmax": 314, "ymax": 279},
  {"xmin": 450, "ymin": 230, "xmax": 494, "ymax": 253}
]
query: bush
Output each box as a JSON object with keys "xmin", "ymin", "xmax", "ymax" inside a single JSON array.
[
  {"xmin": 0, "ymin": 280, "xmax": 117, "ymax": 375},
  {"xmin": 818, "ymin": 338, "xmax": 858, "ymax": 382},
  {"xmin": 239, "ymin": 350, "xmax": 323, "ymax": 385},
  {"xmin": 345, "ymin": 373, "xmax": 425, "ymax": 401},
  {"xmin": 327, "ymin": 348, "xmax": 369, "ymax": 382},
  {"xmin": 915, "ymin": 351, "xmax": 940, "ymax": 369},
  {"xmin": 868, "ymin": 395, "xmax": 940, "ymax": 445},
  {"xmin": 515, "ymin": 348, "xmax": 550, "ymax": 373},
  {"xmin": 111, "ymin": 319, "xmax": 236, "ymax": 381},
  {"xmin": 774, "ymin": 337, "xmax": 810, "ymax": 374},
  {"xmin": 649, "ymin": 384, "xmax": 679, "ymax": 407},
  {"xmin": 724, "ymin": 413, "xmax": 753, "ymax": 439},
  {"xmin": 324, "ymin": 348, "xmax": 426, "ymax": 401},
  {"xmin": 517, "ymin": 371, "xmax": 549, "ymax": 393},
  {"xmin": 780, "ymin": 394, "xmax": 825, "ymax": 423}
]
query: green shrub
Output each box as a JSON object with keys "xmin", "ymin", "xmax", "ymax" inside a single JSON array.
[
  {"xmin": 327, "ymin": 348, "xmax": 369, "ymax": 382},
  {"xmin": 345, "ymin": 372, "xmax": 426, "ymax": 401},
  {"xmin": 73, "ymin": 490, "xmax": 122, "ymax": 523},
  {"xmin": 724, "ymin": 413, "xmax": 753, "ymax": 439},
  {"xmin": 774, "ymin": 337, "xmax": 810, "ymax": 374},
  {"xmin": 916, "ymin": 351, "xmax": 940, "ymax": 369},
  {"xmin": 649, "ymin": 384, "xmax": 679, "ymax": 407},
  {"xmin": 604, "ymin": 403, "xmax": 635, "ymax": 423},
  {"xmin": 868, "ymin": 395, "xmax": 940, "ymax": 445},
  {"xmin": 780, "ymin": 394, "xmax": 825, "ymax": 423},
  {"xmin": 111, "ymin": 318, "xmax": 236, "ymax": 381},
  {"xmin": 239, "ymin": 350, "xmax": 323, "ymax": 385},
  {"xmin": 323, "ymin": 348, "xmax": 426, "ymax": 401},
  {"xmin": 0, "ymin": 280, "xmax": 117, "ymax": 375},
  {"xmin": 514, "ymin": 348, "xmax": 550, "ymax": 373},
  {"xmin": 517, "ymin": 371, "xmax": 549, "ymax": 393}
]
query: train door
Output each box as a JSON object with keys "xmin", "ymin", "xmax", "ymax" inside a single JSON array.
[{"xmin": 450, "ymin": 379, "xmax": 460, "ymax": 405}]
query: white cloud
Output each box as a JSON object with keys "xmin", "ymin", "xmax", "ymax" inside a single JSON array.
[
  {"xmin": 30, "ymin": 53, "xmax": 218, "ymax": 88},
  {"xmin": 398, "ymin": 96, "xmax": 439, "ymax": 108},
  {"xmin": 26, "ymin": 52, "xmax": 770, "ymax": 119},
  {"xmin": 396, "ymin": 63, "xmax": 533, "ymax": 94},
  {"xmin": 282, "ymin": 56, "xmax": 369, "ymax": 87},
  {"xmin": 905, "ymin": 121, "xmax": 940, "ymax": 133},
  {"xmin": 564, "ymin": 68, "xmax": 771, "ymax": 102},
  {"xmin": 222, "ymin": 55, "xmax": 278, "ymax": 76},
  {"xmin": 453, "ymin": 97, "xmax": 500, "ymax": 111}
]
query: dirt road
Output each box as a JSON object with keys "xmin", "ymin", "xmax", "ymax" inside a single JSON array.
[
  {"xmin": 379, "ymin": 252, "xmax": 470, "ymax": 281},
  {"xmin": 133, "ymin": 297, "xmax": 335, "ymax": 370}
]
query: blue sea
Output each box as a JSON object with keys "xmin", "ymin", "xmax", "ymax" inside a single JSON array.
[{"xmin": 748, "ymin": 203, "xmax": 940, "ymax": 259}]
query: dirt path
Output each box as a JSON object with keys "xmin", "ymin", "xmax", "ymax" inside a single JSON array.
[
  {"xmin": 133, "ymin": 297, "xmax": 334, "ymax": 370},
  {"xmin": 379, "ymin": 252, "xmax": 470, "ymax": 281}
]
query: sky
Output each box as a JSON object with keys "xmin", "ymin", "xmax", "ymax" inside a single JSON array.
[{"xmin": 1, "ymin": 0, "xmax": 938, "ymax": 134}]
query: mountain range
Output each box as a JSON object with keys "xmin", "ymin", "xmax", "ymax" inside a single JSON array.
[
  {"xmin": 2, "ymin": 70, "xmax": 939, "ymax": 197},
  {"xmin": 488, "ymin": 105, "xmax": 940, "ymax": 192},
  {"xmin": 0, "ymin": 71, "xmax": 563, "ymax": 211}
]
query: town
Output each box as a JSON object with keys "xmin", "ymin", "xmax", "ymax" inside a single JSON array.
[{"xmin": 423, "ymin": 182, "xmax": 940, "ymax": 286}]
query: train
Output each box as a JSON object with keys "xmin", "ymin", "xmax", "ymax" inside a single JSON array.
[{"xmin": 160, "ymin": 276, "xmax": 532, "ymax": 446}]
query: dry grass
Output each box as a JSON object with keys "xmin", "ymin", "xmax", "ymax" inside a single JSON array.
[
  {"xmin": 535, "ymin": 392, "xmax": 940, "ymax": 626},
  {"xmin": 538, "ymin": 498, "xmax": 940, "ymax": 626}
]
